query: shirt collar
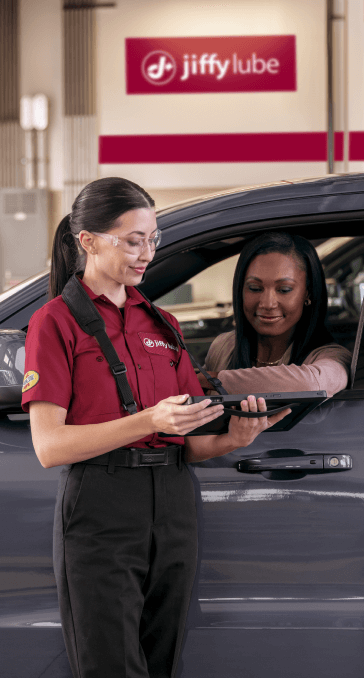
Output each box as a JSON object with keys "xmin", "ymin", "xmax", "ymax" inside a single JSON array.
[
  {"xmin": 125, "ymin": 285, "xmax": 149, "ymax": 307},
  {"xmin": 77, "ymin": 274, "xmax": 149, "ymax": 309},
  {"xmin": 77, "ymin": 275, "xmax": 99, "ymax": 300}
]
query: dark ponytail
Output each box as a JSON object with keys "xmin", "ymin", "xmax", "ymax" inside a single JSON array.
[
  {"xmin": 49, "ymin": 177, "xmax": 155, "ymax": 299},
  {"xmin": 49, "ymin": 215, "xmax": 83, "ymax": 299}
]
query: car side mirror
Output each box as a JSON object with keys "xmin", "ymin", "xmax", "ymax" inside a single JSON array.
[{"xmin": 0, "ymin": 329, "xmax": 26, "ymax": 412}]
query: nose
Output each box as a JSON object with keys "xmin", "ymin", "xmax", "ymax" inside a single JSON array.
[
  {"xmin": 259, "ymin": 288, "xmax": 278, "ymax": 309},
  {"xmin": 138, "ymin": 240, "xmax": 155, "ymax": 263}
]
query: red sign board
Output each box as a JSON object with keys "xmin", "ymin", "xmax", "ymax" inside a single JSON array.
[{"xmin": 125, "ymin": 36, "xmax": 296, "ymax": 94}]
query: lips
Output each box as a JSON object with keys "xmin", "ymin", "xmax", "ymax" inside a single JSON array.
[
  {"xmin": 256, "ymin": 315, "xmax": 283, "ymax": 323},
  {"xmin": 132, "ymin": 267, "xmax": 146, "ymax": 274}
]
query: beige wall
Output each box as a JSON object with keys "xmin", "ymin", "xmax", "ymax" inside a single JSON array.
[
  {"xmin": 97, "ymin": 0, "xmax": 328, "ymax": 189},
  {"xmin": 346, "ymin": 0, "xmax": 364, "ymax": 174},
  {"xmin": 19, "ymin": 0, "xmax": 63, "ymax": 250},
  {"xmin": 332, "ymin": 0, "xmax": 364, "ymax": 174},
  {"xmin": 19, "ymin": 0, "xmax": 63, "ymax": 191}
]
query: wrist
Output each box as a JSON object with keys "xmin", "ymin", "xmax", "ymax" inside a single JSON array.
[
  {"xmin": 185, "ymin": 434, "xmax": 236, "ymax": 464},
  {"xmin": 126, "ymin": 407, "xmax": 156, "ymax": 438},
  {"xmin": 214, "ymin": 434, "xmax": 238, "ymax": 456}
]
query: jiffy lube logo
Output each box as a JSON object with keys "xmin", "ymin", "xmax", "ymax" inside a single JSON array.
[
  {"xmin": 143, "ymin": 337, "xmax": 178, "ymax": 352},
  {"xmin": 126, "ymin": 36, "xmax": 296, "ymax": 94},
  {"xmin": 142, "ymin": 51, "xmax": 177, "ymax": 86}
]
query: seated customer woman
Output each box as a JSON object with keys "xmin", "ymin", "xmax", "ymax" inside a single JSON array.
[{"xmin": 198, "ymin": 231, "xmax": 351, "ymax": 397}]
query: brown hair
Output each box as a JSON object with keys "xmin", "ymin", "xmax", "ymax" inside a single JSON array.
[{"xmin": 49, "ymin": 177, "xmax": 155, "ymax": 299}]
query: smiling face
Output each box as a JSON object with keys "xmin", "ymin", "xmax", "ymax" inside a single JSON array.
[
  {"xmin": 243, "ymin": 251, "xmax": 309, "ymax": 341},
  {"xmin": 79, "ymin": 208, "xmax": 158, "ymax": 287}
]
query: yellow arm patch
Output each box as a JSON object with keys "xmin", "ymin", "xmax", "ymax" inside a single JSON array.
[{"xmin": 22, "ymin": 371, "xmax": 40, "ymax": 393}]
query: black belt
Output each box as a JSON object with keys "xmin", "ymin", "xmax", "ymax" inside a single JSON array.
[{"xmin": 77, "ymin": 445, "xmax": 183, "ymax": 474}]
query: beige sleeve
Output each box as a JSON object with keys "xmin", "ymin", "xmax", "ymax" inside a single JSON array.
[{"xmin": 217, "ymin": 344, "xmax": 351, "ymax": 398}]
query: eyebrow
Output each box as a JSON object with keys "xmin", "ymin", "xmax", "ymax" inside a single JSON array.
[
  {"xmin": 245, "ymin": 276, "xmax": 296, "ymax": 283},
  {"xmin": 127, "ymin": 229, "xmax": 158, "ymax": 237}
]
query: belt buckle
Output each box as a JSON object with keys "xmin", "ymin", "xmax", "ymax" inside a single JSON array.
[{"xmin": 139, "ymin": 451, "xmax": 168, "ymax": 466}]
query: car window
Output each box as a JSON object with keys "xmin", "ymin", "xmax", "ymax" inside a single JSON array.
[
  {"xmin": 321, "ymin": 237, "xmax": 364, "ymax": 390},
  {"xmin": 156, "ymin": 235, "xmax": 364, "ymax": 386},
  {"xmin": 322, "ymin": 237, "xmax": 364, "ymax": 347},
  {"xmin": 156, "ymin": 256, "xmax": 238, "ymax": 364}
]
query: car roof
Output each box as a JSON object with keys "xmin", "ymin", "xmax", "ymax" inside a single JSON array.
[
  {"xmin": 157, "ymin": 173, "xmax": 364, "ymax": 221},
  {"xmin": 156, "ymin": 173, "xmax": 364, "ymax": 247}
]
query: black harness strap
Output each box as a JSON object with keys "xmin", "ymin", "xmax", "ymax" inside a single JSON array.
[
  {"xmin": 136, "ymin": 286, "xmax": 228, "ymax": 396},
  {"xmin": 62, "ymin": 274, "xmax": 137, "ymax": 415}
]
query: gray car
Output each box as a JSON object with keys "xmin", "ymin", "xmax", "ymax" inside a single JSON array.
[{"xmin": 1, "ymin": 174, "xmax": 364, "ymax": 678}]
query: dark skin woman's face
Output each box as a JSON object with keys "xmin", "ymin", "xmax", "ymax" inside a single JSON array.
[{"xmin": 243, "ymin": 252, "xmax": 309, "ymax": 342}]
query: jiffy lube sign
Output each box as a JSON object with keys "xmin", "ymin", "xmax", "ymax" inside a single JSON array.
[{"xmin": 125, "ymin": 36, "xmax": 296, "ymax": 94}]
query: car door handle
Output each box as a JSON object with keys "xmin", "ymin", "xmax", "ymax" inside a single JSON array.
[{"xmin": 237, "ymin": 454, "xmax": 353, "ymax": 472}]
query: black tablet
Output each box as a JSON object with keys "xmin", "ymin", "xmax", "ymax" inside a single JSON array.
[{"xmin": 160, "ymin": 391, "xmax": 328, "ymax": 436}]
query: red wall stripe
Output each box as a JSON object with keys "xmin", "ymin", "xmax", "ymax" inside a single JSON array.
[
  {"xmin": 349, "ymin": 132, "xmax": 364, "ymax": 161},
  {"xmin": 98, "ymin": 131, "xmax": 364, "ymax": 164}
]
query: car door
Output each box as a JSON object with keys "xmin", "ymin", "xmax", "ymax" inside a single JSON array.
[{"xmin": 151, "ymin": 227, "xmax": 364, "ymax": 678}]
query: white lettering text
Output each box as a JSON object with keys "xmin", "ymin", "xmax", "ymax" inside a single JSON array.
[{"xmin": 181, "ymin": 53, "xmax": 231, "ymax": 81}]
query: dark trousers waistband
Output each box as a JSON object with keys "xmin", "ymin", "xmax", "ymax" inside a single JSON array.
[{"xmin": 77, "ymin": 445, "xmax": 183, "ymax": 474}]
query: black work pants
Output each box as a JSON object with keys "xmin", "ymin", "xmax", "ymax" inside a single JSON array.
[{"xmin": 53, "ymin": 460, "xmax": 198, "ymax": 678}]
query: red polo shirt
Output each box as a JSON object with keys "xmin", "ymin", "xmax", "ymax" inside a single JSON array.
[{"xmin": 22, "ymin": 278, "xmax": 204, "ymax": 448}]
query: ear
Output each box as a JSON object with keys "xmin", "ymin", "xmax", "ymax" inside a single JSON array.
[
  {"xmin": 79, "ymin": 230, "xmax": 97, "ymax": 254},
  {"xmin": 304, "ymin": 290, "xmax": 311, "ymax": 306}
]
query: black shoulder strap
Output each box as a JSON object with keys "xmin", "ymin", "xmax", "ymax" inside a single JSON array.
[
  {"xmin": 62, "ymin": 274, "xmax": 137, "ymax": 415},
  {"xmin": 136, "ymin": 286, "xmax": 228, "ymax": 396}
]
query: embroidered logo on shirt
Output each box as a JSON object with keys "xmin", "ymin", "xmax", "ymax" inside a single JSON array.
[
  {"xmin": 139, "ymin": 333, "xmax": 180, "ymax": 358},
  {"xmin": 143, "ymin": 337, "xmax": 178, "ymax": 352},
  {"xmin": 22, "ymin": 370, "xmax": 40, "ymax": 393}
]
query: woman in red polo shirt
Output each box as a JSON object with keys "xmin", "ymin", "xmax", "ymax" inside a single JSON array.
[{"xmin": 22, "ymin": 177, "xmax": 289, "ymax": 678}]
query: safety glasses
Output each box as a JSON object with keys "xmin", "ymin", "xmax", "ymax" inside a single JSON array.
[{"xmin": 90, "ymin": 229, "xmax": 162, "ymax": 255}]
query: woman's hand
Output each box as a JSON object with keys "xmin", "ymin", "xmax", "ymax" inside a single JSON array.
[
  {"xmin": 185, "ymin": 395, "xmax": 291, "ymax": 462},
  {"xmin": 149, "ymin": 394, "xmax": 224, "ymax": 437},
  {"xmin": 196, "ymin": 370, "xmax": 219, "ymax": 390},
  {"xmin": 226, "ymin": 395, "xmax": 291, "ymax": 449}
]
